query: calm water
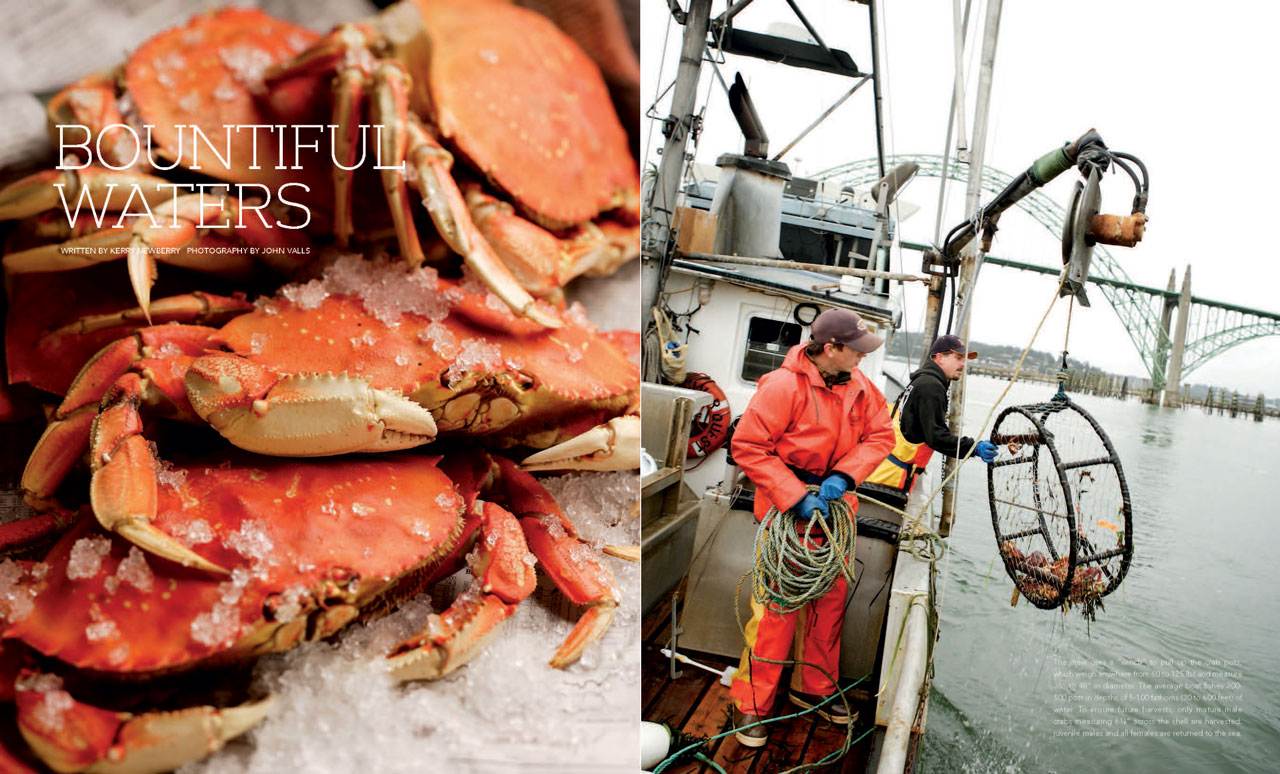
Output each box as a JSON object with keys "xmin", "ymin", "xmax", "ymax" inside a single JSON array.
[{"xmin": 915, "ymin": 376, "xmax": 1280, "ymax": 774}]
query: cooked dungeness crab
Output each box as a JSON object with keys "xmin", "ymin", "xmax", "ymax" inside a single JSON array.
[
  {"xmin": 22, "ymin": 256, "xmax": 639, "ymax": 575},
  {"xmin": 0, "ymin": 448, "xmax": 619, "ymax": 774},
  {"xmin": 0, "ymin": 0, "xmax": 640, "ymax": 327},
  {"xmin": 0, "ymin": 2, "xmax": 641, "ymax": 770}
]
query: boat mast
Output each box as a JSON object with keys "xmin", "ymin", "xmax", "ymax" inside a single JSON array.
[
  {"xmin": 643, "ymin": 0, "xmax": 713, "ymax": 318},
  {"xmin": 938, "ymin": 0, "xmax": 1002, "ymax": 536},
  {"xmin": 867, "ymin": 0, "xmax": 887, "ymax": 181}
]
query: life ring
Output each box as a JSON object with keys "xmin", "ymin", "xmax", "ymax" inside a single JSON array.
[{"xmin": 681, "ymin": 373, "xmax": 731, "ymax": 458}]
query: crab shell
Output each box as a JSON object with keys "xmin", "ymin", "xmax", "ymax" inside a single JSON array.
[
  {"xmin": 187, "ymin": 273, "xmax": 637, "ymax": 454},
  {"xmin": 378, "ymin": 0, "xmax": 638, "ymax": 229},
  {"xmin": 1, "ymin": 453, "xmax": 481, "ymax": 675},
  {"xmin": 117, "ymin": 7, "xmax": 329, "ymax": 199}
]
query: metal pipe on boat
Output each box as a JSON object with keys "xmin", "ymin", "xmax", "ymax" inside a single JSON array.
[
  {"xmin": 876, "ymin": 599, "xmax": 929, "ymax": 774},
  {"xmin": 941, "ymin": 0, "xmax": 1003, "ymax": 537},
  {"xmin": 680, "ymin": 251, "xmax": 929, "ymax": 283},
  {"xmin": 645, "ymin": 0, "xmax": 713, "ymax": 314},
  {"xmin": 868, "ymin": 0, "xmax": 888, "ymax": 179},
  {"xmin": 714, "ymin": 0, "xmax": 753, "ymax": 27},
  {"xmin": 920, "ymin": 274, "xmax": 946, "ymax": 364}
]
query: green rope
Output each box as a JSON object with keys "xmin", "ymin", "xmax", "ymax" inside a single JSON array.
[
  {"xmin": 752, "ymin": 487, "xmax": 857, "ymax": 615},
  {"xmin": 651, "ymin": 685, "xmax": 876, "ymax": 774}
]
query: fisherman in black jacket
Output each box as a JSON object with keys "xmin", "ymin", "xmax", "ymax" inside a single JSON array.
[
  {"xmin": 863, "ymin": 334, "xmax": 998, "ymax": 506},
  {"xmin": 900, "ymin": 334, "xmax": 997, "ymax": 463}
]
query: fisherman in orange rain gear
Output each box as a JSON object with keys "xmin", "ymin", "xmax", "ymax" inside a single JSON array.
[{"xmin": 727, "ymin": 308, "xmax": 894, "ymax": 747}]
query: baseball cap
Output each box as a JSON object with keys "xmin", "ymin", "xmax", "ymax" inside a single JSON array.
[
  {"xmin": 929, "ymin": 334, "xmax": 978, "ymax": 359},
  {"xmin": 811, "ymin": 308, "xmax": 884, "ymax": 354}
]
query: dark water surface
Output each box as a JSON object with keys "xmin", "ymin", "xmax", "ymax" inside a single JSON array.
[{"xmin": 916, "ymin": 377, "xmax": 1280, "ymax": 774}]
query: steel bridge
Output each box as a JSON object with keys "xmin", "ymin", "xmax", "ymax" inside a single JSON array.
[{"xmin": 815, "ymin": 154, "xmax": 1280, "ymax": 403}]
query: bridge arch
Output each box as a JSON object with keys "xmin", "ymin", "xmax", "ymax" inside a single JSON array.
[{"xmin": 815, "ymin": 154, "xmax": 1280, "ymax": 388}]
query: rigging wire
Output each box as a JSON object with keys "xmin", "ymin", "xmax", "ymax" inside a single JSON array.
[{"xmin": 641, "ymin": 9, "xmax": 676, "ymax": 168}]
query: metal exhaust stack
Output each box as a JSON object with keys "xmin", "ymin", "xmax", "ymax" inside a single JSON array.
[{"xmin": 710, "ymin": 73, "xmax": 791, "ymax": 260}]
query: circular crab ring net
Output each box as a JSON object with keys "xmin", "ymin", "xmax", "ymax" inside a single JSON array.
[{"xmin": 987, "ymin": 396, "xmax": 1132, "ymax": 618}]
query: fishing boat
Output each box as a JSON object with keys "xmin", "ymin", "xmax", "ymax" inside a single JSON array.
[{"xmin": 640, "ymin": 2, "xmax": 958, "ymax": 771}]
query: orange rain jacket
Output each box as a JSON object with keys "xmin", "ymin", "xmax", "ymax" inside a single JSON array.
[{"xmin": 732, "ymin": 343, "xmax": 895, "ymax": 520}]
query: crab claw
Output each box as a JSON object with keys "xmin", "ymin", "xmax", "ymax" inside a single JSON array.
[
  {"xmin": 184, "ymin": 352, "xmax": 438, "ymax": 457},
  {"xmin": 519, "ymin": 415, "xmax": 640, "ymax": 471},
  {"xmin": 602, "ymin": 545, "xmax": 641, "ymax": 562},
  {"xmin": 15, "ymin": 670, "xmax": 272, "ymax": 774},
  {"xmin": 90, "ymin": 376, "xmax": 229, "ymax": 575}
]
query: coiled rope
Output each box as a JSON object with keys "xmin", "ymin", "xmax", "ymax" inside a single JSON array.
[{"xmin": 751, "ymin": 487, "xmax": 857, "ymax": 615}]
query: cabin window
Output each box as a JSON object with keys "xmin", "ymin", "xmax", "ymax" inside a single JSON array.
[{"xmin": 741, "ymin": 317, "xmax": 802, "ymax": 382}]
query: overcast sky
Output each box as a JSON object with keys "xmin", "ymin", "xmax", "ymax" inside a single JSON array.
[{"xmin": 642, "ymin": 1, "xmax": 1280, "ymax": 396}]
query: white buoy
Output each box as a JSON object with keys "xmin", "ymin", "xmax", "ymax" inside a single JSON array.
[{"xmin": 640, "ymin": 721, "xmax": 672, "ymax": 770}]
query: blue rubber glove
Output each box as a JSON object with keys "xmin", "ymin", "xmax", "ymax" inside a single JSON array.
[
  {"xmin": 974, "ymin": 440, "xmax": 997, "ymax": 463},
  {"xmin": 818, "ymin": 474, "xmax": 849, "ymax": 501},
  {"xmin": 794, "ymin": 492, "xmax": 829, "ymax": 520}
]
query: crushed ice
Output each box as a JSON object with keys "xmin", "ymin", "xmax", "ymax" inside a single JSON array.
[
  {"xmin": 179, "ymin": 471, "xmax": 639, "ymax": 774},
  {"xmin": 29, "ymin": 688, "xmax": 75, "ymax": 733},
  {"xmin": 281, "ymin": 280, "xmax": 328, "ymax": 311},
  {"xmin": 564, "ymin": 301, "xmax": 597, "ymax": 332},
  {"xmin": 219, "ymin": 44, "xmax": 275, "ymax": 94},
  {"xmin": 85, "ymin": 617, "xmax": 119, "ymax": 643},
  {"xmin": 417, "ymin": 321, "xmax": 458, "ymax": 359},
  {"xmin": 271, "ymin": 585, "xmax": 310, "ymax": 625},
  {"xmin": 0, "ymin": 559, "xmax": 37, "ymax": 623},
  {"xmin": 225, "ymin": 520, "xmax": 275, "ymax": 564},
  {"xmin": 116, "ymin": 546, "xmax": 154, "ymax": 593},
  {"xmin": 172, "ymin": 518, "xmax": 215, "ymax": 547},
  {"xmin": 66, "ymin": 536, "xmax": 112, "ymax": 581},
  {"xmin": 191, "ymin": 570, "xmax": 252, "ymax": 648},
  {"xmin": 443, "ymin": 339, "xmax": 503, "ymax": 386},
  {"xmin": 294, "ymin": 254, "xmax": 462, "ymax": 326}
]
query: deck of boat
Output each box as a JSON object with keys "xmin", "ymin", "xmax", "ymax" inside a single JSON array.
[{"xmin": 642, "ymin": 586, "xmax": 882, "ymax": 773}]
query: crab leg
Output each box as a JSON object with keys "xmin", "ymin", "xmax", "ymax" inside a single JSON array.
[
  {"xmin": 465, "ymin": 186, "xmax": 642, "ymax": 296},
  {"xmin": 268, "ymin": 33, "xmax": 560, "ymax": 328},
  {"xmin": 401, "ymin": 120, "xmax": 561, "ymax": 328},
  {"xmin": 5, "ymin": 195, "xmax": 306, "ymax": 321},
  {"xmin": 491, "ymin": 459, "xmax": 619, "ymax": 667},
  {"xmin": 15, "ymin": 670, "xmax": 272, "ymax": 774},
  {"xmin": 22, "ymin": 325, "xmax": 220, "ymax": 511},
  {"xmin": 3, "ymin": 194, "xmax": 242, "ymax": 321},
  {"xmin": 0, "ymin": 167, "xmax": 173, "ymax": 222},
  {"xmin": 41, "ymin": 291, "xmax": 252, "ymax": 341},
  {"xmin": 18, "ymin": 325, "xmax": 223, "ymax": 571},
  {"xmin": 387, "ymin": 501, "xmax": 537, "ymax": 681},
  {"xmin": 0, "ymin": 508, "xmax": 82, "ymax": 559},
  {"xmin": 331, "ymin": 64, "xmax": 368, "ymax": 249}
]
